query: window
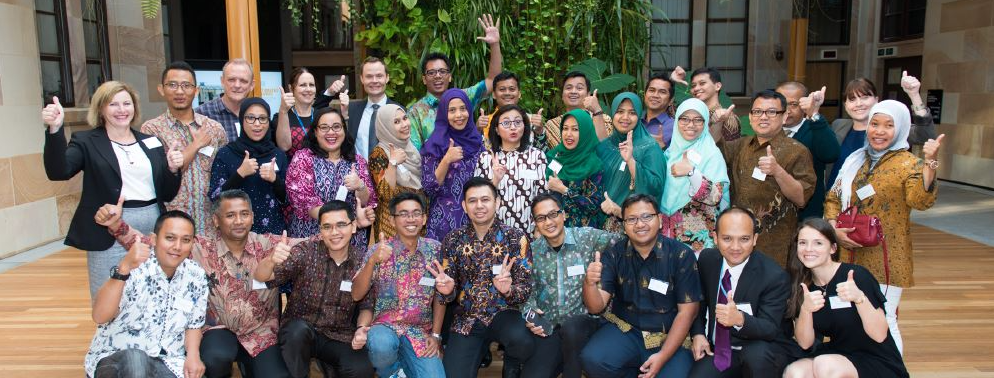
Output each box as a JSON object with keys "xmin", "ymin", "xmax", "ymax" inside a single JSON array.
[
  {"xmin": 82, "ymin": 0, "xmax": 112, "ymax": 99},
  {"xmin": 649, "ymin": 0, "xmax": 692, "ymax": 74},
  {"xmin": 880, "ymin": 0, "xmax": 925, "ymax": 42},
  {"xmin": 35, "ymin": 0, "xmax": 74, "ymax": 105},
  {"xmin": 291, "ymin": 0, "xmax": 353, "ymax": 51},
  {"xmin": 705, "ymin": 0, "xmax": 748, "ymax": 95},
  {"xmin": 807, "ymin": 0, "xmax": 851, "ymax": 45},
  {"xmin": 161, "ymin": 1, "xmax": 172, "ymax": 63}
]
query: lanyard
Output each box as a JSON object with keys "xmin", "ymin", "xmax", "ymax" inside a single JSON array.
[{"xmin": 291, "ymin": 108, "xmax": 313, "ymax": 134}]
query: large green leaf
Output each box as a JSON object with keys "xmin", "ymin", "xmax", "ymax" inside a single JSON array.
[
  {"xmin": 591, "ymin": 73, "xmax": 635, "ymax": 94},
  {"xmin": 438, "ymin": 9, "xmax": 451, "ymax": 23},
  {"xmin": 402, "ymin": 0, "xmax": 417, "ymax": 10},
  {"xmin": 569, "ymin": 58, "xmax": 608, "ymax": 79}
]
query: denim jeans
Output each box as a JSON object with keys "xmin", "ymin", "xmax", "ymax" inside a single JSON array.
[
  {"xmin": 580, "ymin": 322, "xmax": 693, "ymax": 378},
  {"xmin": 367, "ymin": 325, "xmax": 445, "ymax": 378}
]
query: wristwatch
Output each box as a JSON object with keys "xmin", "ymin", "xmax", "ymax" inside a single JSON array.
[
  {"xmin": 686, "ymin": 167, "xmax": 696, "ymax": 177},
  {"xmin": 925, "ymin": 159, "xmax": 939, "ymax": 170},
  {"xmin": 109, "ymin": 265, "xmax": 130, "ymax": 281},
  {"xmin": 591, "ymin": 110, "xmax": 604, "ymax": 117},
  {"xmin": 430, "ymin": 333, "xmax": 442, "ymax": 340},
  {"xmin": 809, "ymin": 113, "xmax": 822, "ymax": 122},
  {"xmin": 389, "ymin": 159, "xmax": 400, "ymax": 167}
]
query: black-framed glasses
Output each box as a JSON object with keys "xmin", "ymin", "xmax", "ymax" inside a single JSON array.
[
  {"xmin": 534, "ymin": 209, "xmax": 563, "ymax": 224},
  {"xmin": 244, "ymin": 116, "xmax": 269, "ymax": 124},
  {"xmin": 425, "ymin": 69, "xmax": 450, "ymax": 77},
  {"xmin": 749, "ymin": 109, "xmax": 786, "ymax": 118},
  {"xmin": 498, "ymin": 119, "xmax": 525, "ymax": 129},
  {"xmin": 317, "ymin": 124, "xmax": 345, "ymax": 133},
  {"xmin": 164, "ymin": 82, "xmax": 196, "ymax": 92},
  {"xmin": 677, "ymin": 116, "xmax": 706, "ymax": 126},
  {"xmin": 623, "ymin": 213, "xmax": 658, "ymax": 226},
  {"xmin": 391, "ymin": 210, "xmax": 424, "ymax": 219}
]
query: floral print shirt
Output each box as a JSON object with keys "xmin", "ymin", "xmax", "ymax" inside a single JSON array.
[
  {"xmin": 660, "ymin": 176, "xmax": 725, "ymax": 254},
  {"xmin": 439, "ymin": 220, "xmax": 533, "ymax": 335},
  {"xmin": 84, "ymin": 256, "xmax": 208, "ymax": 378},
  {"xmin": 555, "ymin": 172, "xmax": 608, "ymax": 229}
]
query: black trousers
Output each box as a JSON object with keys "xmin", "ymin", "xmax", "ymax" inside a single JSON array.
[
  {"xmin": 522, "ymin": 314, "xmax": 603, "ymax": 378},
  {"xmin": 687, "ymin": 339, "xmax": 795, "ymax": 378},
  {"xmin": 200, "ymin": 328, "xmax": 290, "ymax": 378},
  {"xmin": 278, "ymin": 318, "xmax": 374, "ymax": 378},
  {"xmin": 443, "ymin": 310, "xmax": 536, "ymax": 378}
]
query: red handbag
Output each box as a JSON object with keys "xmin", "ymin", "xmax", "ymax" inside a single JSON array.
[{"xmin": 836, "ymin": 205, "xmax": 890, "ymax": 286}]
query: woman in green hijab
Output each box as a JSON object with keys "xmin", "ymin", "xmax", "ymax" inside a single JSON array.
[
  {"xmin": 596, "ymin": 92, "xmax": 667, "ymax": 231},
  {"xmin": 545, "ymin": 109, "xmax": 607, "ymax": 228}
]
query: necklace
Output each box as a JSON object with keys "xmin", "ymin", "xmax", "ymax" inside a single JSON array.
[{"xmin": 111, "ymin": 140, "xmax": 137, "ymax": 165}]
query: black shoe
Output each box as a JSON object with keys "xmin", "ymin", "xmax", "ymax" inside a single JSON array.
[{"xmin": 501, "ymin": 362, "xmax": 521, "ymax": 378}]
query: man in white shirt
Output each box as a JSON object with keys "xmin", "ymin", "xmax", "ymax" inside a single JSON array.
[{"xmin": 318, "ymin": 57, "xmax": 402, "ymax": 159}]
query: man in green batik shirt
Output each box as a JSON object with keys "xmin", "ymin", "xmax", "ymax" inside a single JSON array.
[{"xmin": 520, "ymin": 193, "xmax": 620, "ymax": 378}]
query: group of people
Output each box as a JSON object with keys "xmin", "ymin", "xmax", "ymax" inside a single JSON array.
[{"xmin": 41, "ymin": 13, "xmax": 946, "ymax": 378}]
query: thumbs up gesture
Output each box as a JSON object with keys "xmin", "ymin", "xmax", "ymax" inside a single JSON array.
[
  {"xmin": 713, "ymin": 104, "xmax": 736, "ymax": 123},
  {"xmin": 546, "ymin": 173, "xmax": 566, "ymax": 194},
  {"xmin": 426, "ymin": 260, "xmax": 455, "ymax": 295},
  {"xmin": 585, "ymin": 251, "xmax": 603, "ymax": 286},
  {"xmin": 582, "ymin": 89, "xmax": 602, "ymax": 114},
  {"xmin": 373, "ymin": 233, "xmax": 393, "ymax": 264},
  {"xmin": 477, "ymin": 108, "xmax": 490, "ymax": 132},
  {"xmin": 492, "ymin": 254, "xmax": 516, "ymax": 296},
  {"xmin": 923, "ymin": 134, "xmax": 945, "ymax": 161},
  {"xmin": 237, "ymin": 151, "xmax": 259, "ymax": 178},
  {"xmin": 600, "ymin": 192, "xmax": 620, "ymax": 218},
  {"xmin": 271, "ymin": 231, "xmax": 292, "ymax": 265},
  {"xmin": 329, "ymin": 75, "xmax": 347, "ymax": 94},
  {"xmin": 835, "ymin": 270, "xmax": 865, "ymax": 303},
  {"xmin": 670, "ymin": 66, "xmax": 688, "ymax": 86},
  {"xmin": 344, "ymin": 167, "xmax": 363, "ymax": 191},
  {"xmin": 95, "ymin": 196, "xmax": 126, "ymax": 229},
  {"xmin": 387, "ymin": 143, "xmax": 407, "ymax": 166},
  {"xmin": 259, "ymin": 157, "xmax": 277, "ymax": 183},
  {"xmin": 355, "ymin": 197, "xmax": 376, "ymax": 228},
  {"xmin": 715, "ymin": 297, "xmax": 744, "ymax": 328},
  {"xmin": 442, "ymin": 138, "xmax": 464, "ymax": 165},
  {"xmin": 900, "ymin": 70, "xmax": 921, "ymax": 95},
  {"xmin": 799, "ymin": 86, "xmax": 826, "ymax": 117},
  {"xmin": 339, "ymin": 89, "xmax": 350, "ymax": 119},
  {"xmin": 670, "ymin": 151, "xmax": 694, "ymax": 177},
  {"xmin": 528, "ymin": 108, "xmax": 544, "ymax": 131},
  {"xmin": 757, "ymin": 145, "xmax": 781, "ymax": 177},
  {"xmin": 491, "ymin": 156, "xmax": 508, "ymax": 184},
  {"xmin": 800, "ymin": 283, "xmax": 826, "ymax": 313},
  {"xmin": 42, "ymin": 96, "xmax": 65, "ymax": 131},
  {"xmin": 279, "ymin": 85, "xmax": 295, "ymax": 113},
  {"xmin": 167, "ymin": 142, "xmax": 184, "ymax": 173},
  {"xmin": 120, "ymin": 238, "xmax": 151, "ymax": 275}
]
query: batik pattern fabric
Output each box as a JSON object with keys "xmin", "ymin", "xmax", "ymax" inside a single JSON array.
[
  {"xmin": 474, "ymin": 147, "xmax": 548, "ymax": 232},
  {"xmin": 406, "ymin": 81, "xmax": 488, "ymax": 151},
  {"xmin": 286, "ymin": 148, "xmax": 377, "ymax": 245}
]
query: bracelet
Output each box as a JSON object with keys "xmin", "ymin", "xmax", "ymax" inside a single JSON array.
[
  {"xmin": 430, "ymin": 333, "xmax": 442, "ymax": 340},
  {"xmin": 926, "ymin": 159, "xmax": 939, "ymax": 170}
]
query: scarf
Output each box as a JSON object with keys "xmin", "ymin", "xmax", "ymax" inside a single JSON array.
[
  {"xmin": 545, "ymin": 109, "xmax": 604, "ymax": 181},
  {"xmin": 375, "ymin": 104, "xmax": 423, "ymax": 190},
  {"xmin": 833, "ymin": 100, "xmax": 912, "ymax": 207},
  {"xmin": 661, "ymin": 98, "xmax": 730, "ymax": 215},
  {"xmin": 226, "ymin": 97, "xmax": 279, "ymax": 161},
  {"xmin": 420, "ymin": 89, "xmax": 483, "ymax": 159},
  {"xmin": 596, "ymin": 92, "xmax": 667, "ymax": 203}
]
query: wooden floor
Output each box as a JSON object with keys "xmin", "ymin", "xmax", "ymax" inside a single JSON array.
[{"xmin": 0, "ymin": 224, "xmax": 991, "ymax": 377}]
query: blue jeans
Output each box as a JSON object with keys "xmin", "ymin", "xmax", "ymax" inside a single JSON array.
[
  {"xmin": 580, "ymin": 322, "xmax": 693, "ymax": 378},
  {"xmin": 367, "ymin": 325, "xmax": 444, "ymax": 378}
]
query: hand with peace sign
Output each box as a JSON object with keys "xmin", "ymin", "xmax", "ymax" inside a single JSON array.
[
  {"xmin": 167, "ymin": 142, "xmax": 184, "ymax": 173},
  {"xmin": 582, "ymin": 89, "xmax": 602, "ymax": 114},
  {"xmin": 387, "ymin": 143, "xmax": 407, "ymax": 166},
  {"xmin": 94, "ymin": 196, "xmax": 125, "ymax": 230},
  {"xmin": 757, "ymin": 146, "xmax": 782, "ymax": 177},
  {"xmin": 476, "ymin": 14, "xmax": 500, "ymax": 45},
  {"xmin": 279, "ymin": 85, "xmax": 295, "ymax": 113},
  {"xmin": 835, "ymin": 270, "xmax": 865, "ymax": 304},
  {"xmin": 271, "ymin": 231, "xmax": 292, "ymax": 265},
  {"xmin": 585, "ymin": 251, "xmax": 603, "ymax": 286},
  {"xmin": 799, "ymin": 282, "xmax": 826, "ymax": 313},
  {"xmin": 426, "ymin": 260, "xmax": 455, "ymax": 295},
  {"xmin": 618, "ymin": 130, "xmax": 634, "ymax": 163},
  {"xmin": 670, "ymin": 151, "xmax": 694, "ymax": 177},
  {"xmin": 492, "ymin": 254, "xmax": 517, "ymax": 296},
  {"xmin": 355, "ymin": 197, "xmax": 375, "ymax": 228},
  {"xmin": 546, "ymin": 174, "xmax": 567, "ymax": 194},
  {"xmin": 236, "ymin": 151, "xmax": 259, "ymax": 178},
  {"xmin": 41, "ymin": 96, "xmax": 65, "ymax": 132}
]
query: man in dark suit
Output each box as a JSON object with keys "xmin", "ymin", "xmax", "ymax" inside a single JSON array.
[
  {"xmin": 688, "ymin": 207, "xmax": 801, "ymax": 377},
  {"xmin": 315, "ymin": 57, "xmax": 403, "ymax": 159},
  {"xmin": 776, "ymin": 82, "xmax": 840, "ymax": 220}
]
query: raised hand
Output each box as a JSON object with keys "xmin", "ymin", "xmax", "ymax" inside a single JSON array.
[
  {"xmin": 600, "ymin": 192, "xmax": 620, "ymax": 218},
  {"xmin": 351, "ymin": 325, "xmax": 369, "ymax": 350},
  {"xmin": 492, "ymin": 254, "xmax": 516, "ymax": 296},
  {"xmin": 585, "ymin": 251, "xmax": 603, "ymax": 286},
  {"xmin": 271, "ymin": 231, "xmax": 292, "ymax": 265},
  {"xmin": 619, "ymin": 130, "xmax": 634, "ymax": 163},
  {"xmin": 691, "ymin": 334, "xmax": 714, "ymax": 361},
  {"xmin": 670, "ymin": 66, "xmax": 688, "ymax": 86},
  {"xmin": 443, "ymin": 138, "xmax": 464, "ymax": 165},
  {"xmin": 344, "ymin": 167, "xmax": 363, "ymax": 191},
  {"xmin": 279, "ymin": 85, "xmax": 295, "ymax": 113},
  {"xmin": 546, "ymin": 174, "xmax": 567, "ymax": 194},
  {"xmin": 120, "ymin": 238, "xmax": 151, "ymax": 274},
  {"xmin": 259, "ymin": 157, "xmax": 277, "ymax": 183},
  {"xmin": 426, "ymin": 260, "xmax": 455, "ymax": 295},
  {"xmin": 41, "ymin": 96, "xmax": 65, "ymax": 132},
  {"xmin": 528, "ymin": 108, "xmax": 544, "ymax": 131},
  {"xmin": 94, "ymin": 196, "xmax": 125, "ymax": 228},
  {"xmin": 355, "ymin": 197, "xmax": 375, "ymax": 228},
  {"xmin": 339, "ymin": 89, "xmax": 350, "ymax": 119},
  {"xmin": 715, "ymin": 297, "xmax": 743, "ymax": 328},
  {"xmin": 491, "ymin": 156, "xmax": 508, "ymax": 184},
  {"xmin": 476, "ymin": 14, "xmax": 500, "ymax": 45},
  {"xmin": 800, "ymin": 283, "xmax": 826, "ymax": 313},
  {"xmin": 373, "ymin": 233, "xmax": 393, "ymax": 264},
  {"xmin": 525, "ymin": 308, "xmax": 548, "ymax": 337},
  {"xmin": 900, "ymin": 70, "xmax": 921, "ymax": 95},
  {"xmin": 835, "ymin": 270, "xmax": 865, "ymax": 303},
  {"xmin": 167, "ymin": 142, "xmax": 184, "ymax": 173},
  {"xmin": 671, "ymin": 151, "xmax": 694, "ymax": 177},
  {"xmin": 237, "ymin": 151, "xmax": 259, "ymax": 178},
  {"xmin": 329, "ymin": 75, "xmax": 347, "ymax": 95},
  {"xmin": 388, "ymin": 143, "xmax": 407, "ymax": 166},
  {"xmin": 477, "ymin": 108, "xmax": 489, "ymax": 132},
  {"xmin": 582, "ymin": 89, "xmax": 601, "ymax": 114},
  {"xmin": 713, "ymin": 104, "xmax": 736, "ymax": 123},
  {"xmin": 799, "ymin": 86, "xmax": 826, "ymax": 117},
  {"xmin": 757, "ymin": 146, "xmax": 781, "ymax": 177},
  {"xmin": 923, "ymin": 134, "xmax": 944, "ymax": 161}
]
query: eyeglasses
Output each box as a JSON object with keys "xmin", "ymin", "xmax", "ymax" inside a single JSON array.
[
  {"xmin": 750, "ymin": 109, "xmax": 786, "ymax": 118},
  {"xmin": 623, "ymin": 213, "xmax": 658, "ymax": 226},
  {"xmin": 534, "ymin": 210, "xmax": 563, "ymax": 224},
  {"xmin": 392, "ymin": 210, "xmax": 424, "ymax": 219},
  {"xmin": 424, "ymin": 69, "xmax": 450, "ymax": 77},
  {"xmin": 244, "ymin": 116, "xmax": 269, "ymax": 124},
  {"xmin": 164, "ymin": 82, "xmax": 196, "ymax": 92},
  {"xmin": 498, "ymin": 119, "xmax": 525, "ymax": 129},
  {"xmin": 677, "ymin": 116, "xmax": 706, "ymax": 126},
  {"xmin": 320, "ymin": 222, "xmax": 353, "ymax": 231},
  {"xmin": 317, "ymin": 124, "xmax": 345, "ymax": 133}
]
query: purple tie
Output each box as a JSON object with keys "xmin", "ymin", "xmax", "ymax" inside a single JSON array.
[{"xmin": 714, "ymin": 269, "xmax": 732, "ymax": 371}]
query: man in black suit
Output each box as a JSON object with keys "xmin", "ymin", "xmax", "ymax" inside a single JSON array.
[
  {"xmin": 688, "ymin": 207, "xmax": 801, "ymax": 377},
  {"xmin": 316, "ymin": 57, "xmax": 403, "ymax": 159},
  {"xmin": 775, "ymin": 82, "xmax": 840, "ymax": 220}
]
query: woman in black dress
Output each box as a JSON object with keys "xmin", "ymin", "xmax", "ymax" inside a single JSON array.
[{"xmin": 783, "ymin": 218, "xmax": 908, "ymax": 378}]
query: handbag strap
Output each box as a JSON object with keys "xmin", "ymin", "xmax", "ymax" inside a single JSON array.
[{"xmin": 847, "ymin": 217, "xmax": 890, "ymax": 288}]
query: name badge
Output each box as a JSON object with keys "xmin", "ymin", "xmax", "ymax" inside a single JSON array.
[
  {"xmin": 619, "ymin": 161, "xmax": 627, "ymax": 171},
  {"xmin": 340, "ymin": 280, "xmax": 353, "ymax": 292},
  {"xmin": 142, "ymin": 137, "xmax": 163, "ymax": 149},
  {"xmin": 548, "ymin": 160, "xmax": 563, "ymax": 175},
  {"xmin": 829, "ymin": 296, "xmax": 851, "ymax": 309},
  {"xmin": 735, "ymin": 302, "xmax": 754, "ymax": 316},
  {"xmin": 856, "ymin": 184, "xmax": 876, "ymax": 200},
  {"xmin": 234, "ymin": 122, "xmax": 241, "ymax": 137},
  {"xmin": 686, "ymin": 149, "xmax": 703, "ymax": 165},
  {"xmin": 335, "ymin": 185, "xmax": 348, "ymax": 201},
  {"xmin": 251, "ymin": 279, "xmax": 268, "ymax": 290},
  {"xmin": 492, "ymin": 265, "xmax": 503, "ymax": 276},
  {"xmin": 198, "ymin": 145, "xmax": 215, "ymax": 157},
  {"xmin": 174, "ymin": 297, "xmax": 194, "ymax": 312},
  {"xmin": 648, "ymin": 278, "xmax": 669, "ymax": 294},
  {"xmin": 419, "ymin": 277, "xmax": 436, "ymax": 286},
  {"xmin": 751, "ymin": 167, "xmax": 767, "ymax": 181},
  {"xmin": 519, "ymin": 169, "xmax": 539, "ymax": 181},
  {"xmin": 567, "ymin": 265, "xmax": 585, "ymax": 277}
]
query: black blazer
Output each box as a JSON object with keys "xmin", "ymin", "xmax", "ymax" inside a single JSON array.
[
  {"xmin": 691, "ymin": 248, "xmax": 798, "ymax": 350},
  {"xmin": 315, "ymin": 94, "xmax": 403, "ymax": 151},
  {"xmin": 43, "ymin": 126, "xmax": 181, "ymax": 251}
]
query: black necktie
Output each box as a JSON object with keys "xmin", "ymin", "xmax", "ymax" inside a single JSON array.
[{"xmin": 368, "ymin": 104, "xmax": 380, "ymax": 155}]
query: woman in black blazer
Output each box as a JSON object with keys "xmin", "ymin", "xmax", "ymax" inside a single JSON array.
[{"xmin": 42, "ymin": 81, "xmax": 182, "ymax": 299}]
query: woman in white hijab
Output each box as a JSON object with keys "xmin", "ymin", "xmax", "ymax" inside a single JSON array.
[
  {"xmin": 824, "ymin": 100, "xmax": 945, "ymax": 354},
  {"xmin": 368, "ymin": 104, "xmax": 425, "ymax": 241}
]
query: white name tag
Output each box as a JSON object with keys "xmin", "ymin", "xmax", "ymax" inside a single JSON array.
[
  {"xmin": 335, "ymin": 185, "xmax": 348, "ymax": 201},
  {"xmin": 175, "ymin": 297, "xmax": 194, "ymax": 312},
  {"xmin": 751, "ymin": 167, "xmax": 767, "ymax": 181},
  {"xmin": 567, "ymin": 265, "xmax": 585, "ymax": 277},
  {"xmin": 198, "ymin": 145, "xmax": 215, "ymax": 157},
  {"xmin": 736, "ymin": 302, "xmax": 754, "ymax": 316},
  {"xmin": 686, "ymin": 149, "xmax": 703, "ymax": 165},
  {"xmin": 829, "ymin": 296, "xmax": 851, "ymax": 309},
  {"xmin": 648, "ymin": 278, "xmax": 669, "ymax": 294},
  {"xmin": 619, "ymin": 161, "xmax": 627, "ymax": 171},
  {"xmin": 340, "ymin": 280, "xmax": 353, "ymax": 292},
  {"xmin": 251, "ymin": 279, "xmax": 268, "ymax": 290},
  {"xmin": 856, "ymin": 184, "xmax": 876, "ymax": 200},
  {"xmin": 419, "ymin": 277, "xmax": 436, "ymax": 286},
  {"xmin": 271, "ymin": 162, "xmax": 279, "ymax": 171},
  {"xmin": 548, "ymin": 160, "xmax": 563, "ymax": 175},
  {"xmin": 519, "ymin": 169, "xmax": 539, "ymax": 181},
  {"xmin": 234, "ymin": 122, "xmax": 241, "ymax": 137},
  {"xmin": 142, "ymin": 137, "xmax": 163, "ymax": 149},
  {"xmin": 492, "ymin": 265, "xmax": 503, "ymax": 275}
]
